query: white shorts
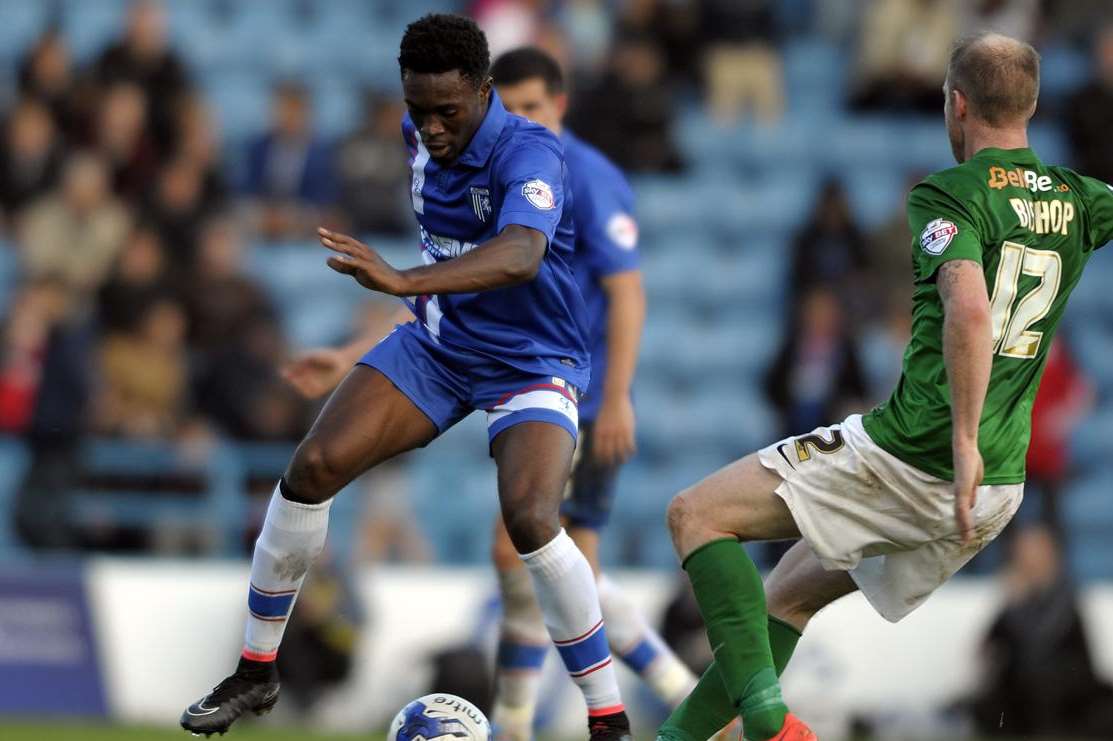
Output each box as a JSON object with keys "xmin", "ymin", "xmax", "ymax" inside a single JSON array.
[{"xmin": 758, "ymin": 414, "xmax": 1023, "ymax": 622}]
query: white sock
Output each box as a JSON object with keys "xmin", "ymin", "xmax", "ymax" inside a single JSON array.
[
  {"xmin": 520, "ymin": 529, "xmax": 623, "ymax": 717},
  {"xmin": 597, "ymin": 574, "xmax": 697, "ymax": 708},
  {"xmin": 242, "ymin": 484, "xmax": 331, "ymax": 661},
  {"xmin": 492, "ymin": 566, "xmax": 550, "ymax": 741}
]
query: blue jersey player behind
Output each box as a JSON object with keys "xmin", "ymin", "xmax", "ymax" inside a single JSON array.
[
  {"xmin": 486, "ymin": 48, "xmax": 697, "ymax": 741},
  {"xmin": 181, "ymin": 16, "xmax": 631, "ymax": 740}
]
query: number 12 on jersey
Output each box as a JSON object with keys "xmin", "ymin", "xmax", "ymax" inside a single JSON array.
[{"xmin": 988, "ymin": 241, "xmax": 1061, "ymax": 359}]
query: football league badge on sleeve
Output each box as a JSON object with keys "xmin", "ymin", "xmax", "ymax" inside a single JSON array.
[{"xmin": 470, "ymin": 186, "xmax": 492, "ymax": 223}]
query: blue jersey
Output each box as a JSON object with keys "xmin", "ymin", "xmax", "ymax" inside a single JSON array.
[
  {"xmin": 403, "ymin": 92, "xmax": 590, "ymax": 390},
  {"xmin": 562, "ymin": 131, "xmax": 640, "ymax": 419}
]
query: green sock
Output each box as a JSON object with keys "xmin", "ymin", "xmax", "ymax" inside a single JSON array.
[
  {"xmin": 677, "ymin": 539, "xmax": 787, "ymax": 741},
  {"xmin": 657, "ymin": 616, "xmax": 802, "ymax": 741}
]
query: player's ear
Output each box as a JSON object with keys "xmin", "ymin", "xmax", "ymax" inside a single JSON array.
[
  {"xmin": 479, "ymin": 75, "xmax": 493, "ymax": 102},
  {"xmin": 554, "ymin": 92, "xmax": 569, "ymax": 119},
  {"xmin": 952, "ymin": 88, "xmax": 968, "ymax": 120}
]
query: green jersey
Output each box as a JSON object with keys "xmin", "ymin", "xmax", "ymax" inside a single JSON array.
[{"xmin": 862, "ymin": 147, "xmax": 1113, "ymax": 484}]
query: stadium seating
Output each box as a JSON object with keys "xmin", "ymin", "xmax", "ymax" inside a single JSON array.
[{"xmin": 2, "ymin": 2, "xmax": 1110, "ymax": 578}]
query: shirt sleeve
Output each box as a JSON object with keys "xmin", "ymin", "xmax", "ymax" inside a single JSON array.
[
  {"xmin": 495, "ymin": 141, "xmax": 566, "ymax": 246},
  {"xmin": 1078, "ymin": 175, "xmax": 1113, "ymax": 251},
  {"xmin": 579, "ymin": 179, "xmax": 640, "ymax": 278},
  {"xmin": 907, "ymin": 180, "xmax": 985, "ymax": 282}
]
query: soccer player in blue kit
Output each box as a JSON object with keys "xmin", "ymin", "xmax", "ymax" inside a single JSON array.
[
  {"xmin": 486, "ymin": 48, "xmax": 697, "ymax": 741},
  {"xmin": 181, "ymin": 15, "xmax": 630, "ymax": 740}
]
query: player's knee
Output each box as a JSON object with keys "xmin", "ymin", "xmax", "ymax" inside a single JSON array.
[
  {"xmin": 503, "ymin": 503, "xmax": 560, "ymax": 555},
  {"xmin": 285, "ymin": 436, "xmax": 346, "ymax": 503},
  {"xmin": 666, "ymin": 490, "xmax": 700, "ymax": 543}
]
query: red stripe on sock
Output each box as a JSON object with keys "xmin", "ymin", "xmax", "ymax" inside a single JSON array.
[
  {"xmin": 570, "ymin": 657, "xmax": 612, "ymax": 678},
  {"xmin": 587, "ymin": 704, "xmax": 626, "ymax": 718},
  {"xmin": 249, "ymin": 611, "xmax": 289, "ymax": 623},
  {"xmin": 242, "ymin": 648, "xmax": 277, "ymax": 662},
  {"xmin": 553, "ymin": 618, "xmax": 605, "ymax": 646}
]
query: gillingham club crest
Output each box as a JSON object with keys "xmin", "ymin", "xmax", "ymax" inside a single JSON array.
[{"xmin": 470, "ymin": 186, "xmax": 492, "ymax": 223}]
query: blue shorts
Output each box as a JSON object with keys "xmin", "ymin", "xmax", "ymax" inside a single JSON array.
[
  {"xmin": 359, "ymin": 322, "xmax": 580, "ymax": 446},
  {"xmin": 560, "ymin": 420, "xmax": 621, "ymax": 530}
]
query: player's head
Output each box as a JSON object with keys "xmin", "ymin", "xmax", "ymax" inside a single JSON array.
[
  {"xmin": 398, "ymin": 14, "xmax": 492, "ymax": 163},
  {"xmin": 491, "ymin": 47, "xmax": 567, "ymax": 135},
  {"xmin": 943, "ymin": 32, "xmax": 1040, "ymax": 164}
]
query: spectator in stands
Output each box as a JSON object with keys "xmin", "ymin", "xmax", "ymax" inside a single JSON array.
[
  {"xmin": 242, "ymin": 81, "xmax": 335, "ymax": 241},
  {"xmin": 764, "ymin": 285, "xmax": 867, "ymax": 438},
  {"xmin": 0, "ymin": 98, "xmax": 63, "ymax": 226},
  {"xmin": 1043, "ymin": 0, "xmax": 1110, "ymax": 48},
  {"xmin": 96, "ymin": 224, "xmax": 171, "ymax": 334},
  {"xmin": 94, "ymin": 0, "xmax": 191, "ymax": 157},
  {"xmin": 472, "ymin": 0, "xmax": 543, "ymax": 57},
  {"xmin": 144, "ymin": 156, "xmax": 212, "ymax": 267},
  {"xmin": 9, "ymin": 278, "xmax": 91, "ymax": 550},
  {"xmin": 172, "ymin": 93, "xmax": 227, "ymax": 213},
  {"xmin": 568, "ymin": 32, "xmax": 683, "ymax": 173},
  {"xmin": 18, "ymin": 152, "xmax": 131, "ymax": 306},
  {"xmin": 789, "ymin": 178, "xmax": 869, "ymax": 313},
  {"xmin": 186, "ymin": 218, "xmax": 304, "ymax": 441},
  {"xmin": 182, "ymin": 217, "xmax": 276, "ymax": 354},
  {"xmin": 958, "ymin": 0, "xmax": 1039, "ymax": 42},
  {"xmin": 18, "ymin": 29, "xmax": 79, "ymax": 138},
  {"xmin": 1067, "ymin": 25, "xmax": 1113, "ymax": 185},
  {"xmin": 93, "ymin": 296, "xmax": 189, "ymax": 439},
  {"xmin": 850, "ymin": 0, "xmax": 955, "ymax": 113},
  {"xmin": 93, "ymin": 81, "xmax": 159, "ymax": 201},
  {"xmin": 1024, "ymin": 337, "xmax": 1094, "ymax": 536},
  {"xmin": 615, "ymin": 0, "xmax": 703, "ymax": 89},
  {"xmin": 970, "ymin": 525, "xmax": 1113, "ymax": 736},
  {"xmin": 700, "ymin": 0, "xmax": 784, "ymax": 124},
  {"xmin": 335, "ymin": 93, "xmax": 412, "ymax": 237}
]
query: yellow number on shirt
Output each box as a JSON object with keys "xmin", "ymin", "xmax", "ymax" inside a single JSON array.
[{"xmin": 988, "ymin": 241, "xmax": 1062, "ymax": 359}]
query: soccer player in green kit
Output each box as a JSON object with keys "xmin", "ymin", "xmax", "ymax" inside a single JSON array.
[{"xmin": 656, "ymin": 32, "xmax": 1113, "ymax": 741}]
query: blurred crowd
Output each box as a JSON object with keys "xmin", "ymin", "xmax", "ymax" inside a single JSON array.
[{"xmin": 0, "ymin": 1, "xmax": 1110, "ymax": 558}]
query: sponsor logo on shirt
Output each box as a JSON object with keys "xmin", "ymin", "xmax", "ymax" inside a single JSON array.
[
  {"xmin": 605, "ymin": 212, "xmax": 639, "ymax": 250},
  {"xmin": 470, "ymin": 186, "xmax": 492, "ymax": 223},
  {"xmin": 987, "ymin": 166, "xmax": 1070, "ymax": 193},
  {"xmin": 522, "ymin": 179, "xmax": 556, "ymax": 210},
  {"xmin": 920, "ymin": 218, "xmax": 958, "ymax": 255},
  {"xmin": 420, "ymin": 227, "xmax": 480, "ymax": 260}
]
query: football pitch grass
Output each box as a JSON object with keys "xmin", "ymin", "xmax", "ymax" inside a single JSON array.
[
  {"xmin": 0, "ymin": 724, "xmax": 1063, "ymax": 741},
  {"xmin": 0, "ymin": 722, "xmax": 384, "ymax": 741}
]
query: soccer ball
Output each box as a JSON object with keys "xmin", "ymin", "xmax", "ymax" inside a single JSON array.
[{"xmin": 387, "ymin": 693, "xmax": 492, "ymax": 741}]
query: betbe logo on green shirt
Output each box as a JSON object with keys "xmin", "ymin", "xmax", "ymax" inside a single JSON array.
[{"xmin": 920, "ymin": 218, "xmax": 958, "ymax": 255}]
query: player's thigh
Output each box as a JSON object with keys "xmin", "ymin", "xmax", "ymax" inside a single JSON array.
[
  {"xmin": 667, "ymin": 452, "xmax": 800, "ymax": 558},
  {"xmin": 764, "ymin": 540, "xmax": 858, "ymax": 632},
  {"xmin": 492, "ymin": 421, "xmax": 577, "ymax": 552},
  {"xmin": 286, "ymin": 365, "xmax": 438, "ymax": 500}
]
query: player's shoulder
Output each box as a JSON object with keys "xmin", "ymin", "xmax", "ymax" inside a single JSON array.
[
  {"xmin": 562, "ymin": 130, "xmax": 634, "ymax": 205},
  {"xmin": 1046, "ymin": 163, "xmax": 1113, "ymax": 202},
  {"xmin": 497, "ymin": 112, "xmax": 565, "ymax": 163}
]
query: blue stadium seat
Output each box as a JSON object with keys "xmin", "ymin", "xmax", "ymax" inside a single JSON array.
[
  {"xmin": 0, "ymin": 1, "xmax": 49, "ymax": 63},
  {"xmin": 61, "ymin": 0, "xmax": 127, "ymax": 61},
  {"xmin": 0, "ymin": 437, "xmax": 31, "ymax": 556},
  {"xmin": 202, "ymin": 72, "xmax": 271, "ymax": 144}
]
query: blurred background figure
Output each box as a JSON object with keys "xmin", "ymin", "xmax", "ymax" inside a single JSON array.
[
  {"xmin": 0, "ymin": 98, "xmax": 63, "ymax": 225},
  {"xmin": 850, "ymin": 0, "xmax": 956, "ymax": 113},
  {"xmin": 242, "ymin": 80, "xmax": 335, "ymax": 241},
  {"xmin": 335, "ymin": 93, "xmax": 411, "ymax": 237},
  {"xmin": 1067, "ymin": 24, "xmax": 1113, "ymax": 185},
  {"xmin": 700, "ymin": 0, "xmax": 784, "ymax": 125},
  {"xmin": 970, "ymin": 525, "xmax": 1113, "ymax": 737},
  {"xmin": 18, "ymin": 152, "xmax": 130, "ymax": 307}
]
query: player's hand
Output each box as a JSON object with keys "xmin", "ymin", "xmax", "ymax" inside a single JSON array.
[
  {"xmin": 952, "ymin": 439, "xmax": 984, "ymax": 545},
  {"xmin": 319, "ymin": 228, "xmax": 408, "ymax": 295},
  {"xmin": 592, "ymin": 394, "xmax": 636, "ymax": 466},
  {"xmin": 281, "ymin": 347, "xmax": 350, "ymax": 399}
]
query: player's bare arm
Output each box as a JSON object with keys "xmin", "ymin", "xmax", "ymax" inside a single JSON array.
[
  {"xmin": 593, "ymin": 270, "xmax": 645, "ymax": 465},
  {"xmin": 319, "ymin": 225, "xmax": 546, "ymax": 296},
  {"xmin": 282, "ymin": 305, "xmax": 414, "ymax": 399},
  {"xmin": 937, "ymin": 258, "xmax": 992, "ymax": 544}
]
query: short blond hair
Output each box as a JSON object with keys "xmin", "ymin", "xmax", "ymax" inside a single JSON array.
[{"xmin": 947, "ymin": 32, "xmax": 1040, "ymax": 126}]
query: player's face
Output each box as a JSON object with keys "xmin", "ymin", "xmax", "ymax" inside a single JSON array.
[
  {"xmin": 943, "ymin": 81, "xmax": 966, "ymax": 164},
  {"xmin": 402, "ymin": 70, "xmax": 492, "ymax": 163},
  {"xmin": 496, "ymin": 78, "xmax": 566, "ymax": 135}
]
